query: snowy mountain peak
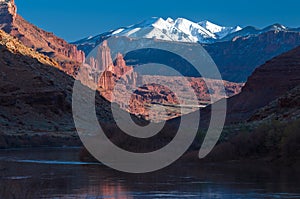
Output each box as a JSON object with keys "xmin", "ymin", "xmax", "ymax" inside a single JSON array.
[
  {"xmin": 74, "ymin": 17, "xmax": 299, "ymax": 48},
  {"xmin": 198, "ymin": 20, "xmax": 224, "ymax": 33},
  {"xmin": 265, "ymin": 23, "xmax": 287, "ymax": 31},
  {"xmin": 151, "ymin": 17, "xmax": 171, "ymax": 28},
  {"xmin": 198, "ymin": 20, "xmax": 242, "ymax": 39},
  {"xmin": 166, "ymin": 17, "xmax": 174, "ymax": 23},
  {"xmin": 174, "ymin": 18, "xmax": 216, "ymax": 40},
  {"xmin": 95, "ymin": 17, "xmax": 243, "ymax": 44}
]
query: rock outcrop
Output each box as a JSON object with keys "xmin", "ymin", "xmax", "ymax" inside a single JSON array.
[
  {"xmin": 128, "ymin": 76, "xmax": 243, "ymax": 121},
  {"xmin": 81, "ymin": 41, "xmax": 244, "ymax": 121},
  {"xmin": 249, "ymin": 85, "xmax": 300, "ymax": 123},
  {"xmin": 0, "ymin": 30, "xmax": 59, "ymax": 67},
  {"xmin": 98, "ymin": 53, "xmax": 139, "ymax": 102},
  {"xmin": 114, "ymin": 53, "xmax": 134, "ymax": 78},
  {"xmin": 95, "ymin": 44, "xmax": 138, "ymax": 92},
  {"xmin": 98, "ymin": 70, "xmax": 115, "ymax": 91},
  {"xmin": 95, "ymin": 40, "xmax": 114, "ymax": 71},
  {"xmin": 0, "ymin": 0, "xmax": 16, "ymax": 32},
  {"xmin": 0, "ymin": 0, "xmax": 85, "ymax": 76}
]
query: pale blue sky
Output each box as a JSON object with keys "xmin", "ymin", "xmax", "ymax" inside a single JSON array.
[{"xmin": 15, "ymin": 0, "xmax": 300, "ymax": 42}]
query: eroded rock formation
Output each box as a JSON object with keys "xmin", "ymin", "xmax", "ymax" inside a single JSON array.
[
  {"xmin": 95, "ymin": 40, "xmax": 114, "ymax": 71},
  {"xmin": 80, "ymin": 41, "xmax": 244, "ymax": 121}
]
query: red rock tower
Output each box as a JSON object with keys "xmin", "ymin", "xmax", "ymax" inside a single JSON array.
[
  {"xmin": 96, "ymin": 40, "xmax": 114, "ymax": 72},
  {"xmin": 114, "ymin": 53, "xmax": 132, "ymax": 77}
]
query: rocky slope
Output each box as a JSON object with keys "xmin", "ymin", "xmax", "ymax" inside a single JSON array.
[
  {"xmin": 0, "ymin": 29, "xmax": 159, "ymax": 151},
  {"xmin": 249, "ymin": 85, "xmax": 300, "ymax": 123},
  {"xmin": 0, "ymin": 30, "xmax": 59, "ymax": 67},
  {"xmin": 165, "ymin": 45, "xmax": 300, "ymax": 151},
  {"xmin": 0, "ymin": 30, "xmax": 112, "ymax": 148},
  {"xmin": 182, "ymin": 46, "xmax": 300, "ymax": 164},
  {"xmin": 0, "ymin": 0, "xmax": 85, "ymax": 75},
  {"xmin": 203, "ymin": 86, "xmax": 300, "ymax": 164},
  {"xmin": 225, "ymin": 45, "xmax": 300, "ymax": 124}
]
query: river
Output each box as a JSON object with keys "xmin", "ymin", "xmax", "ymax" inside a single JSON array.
[{"xmin": 0, "ymin": 148, "xmax": 299, "ymax": 198}]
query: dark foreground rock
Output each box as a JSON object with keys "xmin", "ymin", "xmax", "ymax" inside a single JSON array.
[{"xmin": 0, "ymin": 30, "xmax": 112, "ymax": 148}]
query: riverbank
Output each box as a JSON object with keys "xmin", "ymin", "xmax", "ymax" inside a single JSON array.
[{"xmin": 0, "ymin": 132, "xmax": 81, "ymax": 149}]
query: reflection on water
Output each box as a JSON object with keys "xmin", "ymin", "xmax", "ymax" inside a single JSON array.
[{"xmin": 0, "ymin": 148, "xmax": 300, "ymax": 199}]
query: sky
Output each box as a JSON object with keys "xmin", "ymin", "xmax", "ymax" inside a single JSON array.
[{"xmin": 15, "ymin": 0, "xmax": 300, "ymax": 42}]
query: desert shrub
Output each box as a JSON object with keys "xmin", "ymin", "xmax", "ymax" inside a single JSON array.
[
  {"xmin": 207, "ymin": 119, "xmax": 300, "ymax": 161},
  {"xmin": 207, "ymin": 142, "xmax": 237, "ymax": 161},
  {"xmin": 263, "ymin": 120, "xmax": 285, "ymax": 153}
]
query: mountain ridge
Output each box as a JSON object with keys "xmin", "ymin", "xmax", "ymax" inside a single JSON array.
[
  {"xmin": 74, "ymin": 16, "xmax": 300, "ymax": 50},
  {"xmin": 0, "ymin": 0, "xmax": 85, "ymax": 76}
]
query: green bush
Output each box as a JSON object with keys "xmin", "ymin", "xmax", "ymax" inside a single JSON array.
[{"xmin": 281, "ymin": 119, "xmax": 300, "ymax": 159}]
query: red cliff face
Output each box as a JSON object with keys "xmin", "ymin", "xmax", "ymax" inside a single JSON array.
[
  {"xmin": 0, "ymin": 0, "xmax": 85, "ymax": 76},
  {"xmin": 225, "ymin": 45, "xmax": 300, "ymax": 123},
  {"xmin": 98, "ymin": 70, "xmax": 115, "ymax": 91},
  {"xmin": 98, "ymin": 54, "xmax": 138, "ymax": 93},
  {"xmin": 113, "ymin": 53, "xmax": 134, "ymax": 78},
  {"xmin": 94, "ymin": 42, "xmax": 138, "ymax": 101}
]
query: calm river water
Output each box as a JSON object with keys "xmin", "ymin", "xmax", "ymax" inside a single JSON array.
[{"xmin": 0, "ymin": 148, "xmax": 300, "ymax": 199}]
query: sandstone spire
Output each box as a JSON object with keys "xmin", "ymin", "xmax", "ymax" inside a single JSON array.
[
  {"xmin": 115, "ymin": 53, "xmax": 126, "ymax": 68},
  {"xmin": 113, "ymin": 52, "xmax": 135, "ymax": 78},
  {"xmin": 96, "ymin": 40, "xmax": 114, "ymax": 72}
]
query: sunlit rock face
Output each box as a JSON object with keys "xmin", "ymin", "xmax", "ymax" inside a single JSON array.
[
  {"xmin": 81, "ymin": 41, "xmax": 243, "ymax": 122},
  {"xmin": 95, "ymin": 40, "xmax": 114, "ymax": 72},
  {"xmin": 0, "ymin": 0, "xmax": 85, "ymax": 76},
  {"xmin": 0, "ymin": 0, "xmax": 16, "ymax": 32}
]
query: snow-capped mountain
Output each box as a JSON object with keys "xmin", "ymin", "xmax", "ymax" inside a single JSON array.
[
  {"xmin": 220, "ymin": 23, "xmax": 296, "ymax": 41},
  {"xmin": 73, "ymin": 17, "xmax": 300, "ymax": 56},
  {"xmin": 74, "ymin": 17, "xmax": 242, "ymax": 45},
  {"xmin": 198, "ymin": 20, "xmax": 242, "ymax": 39}
]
